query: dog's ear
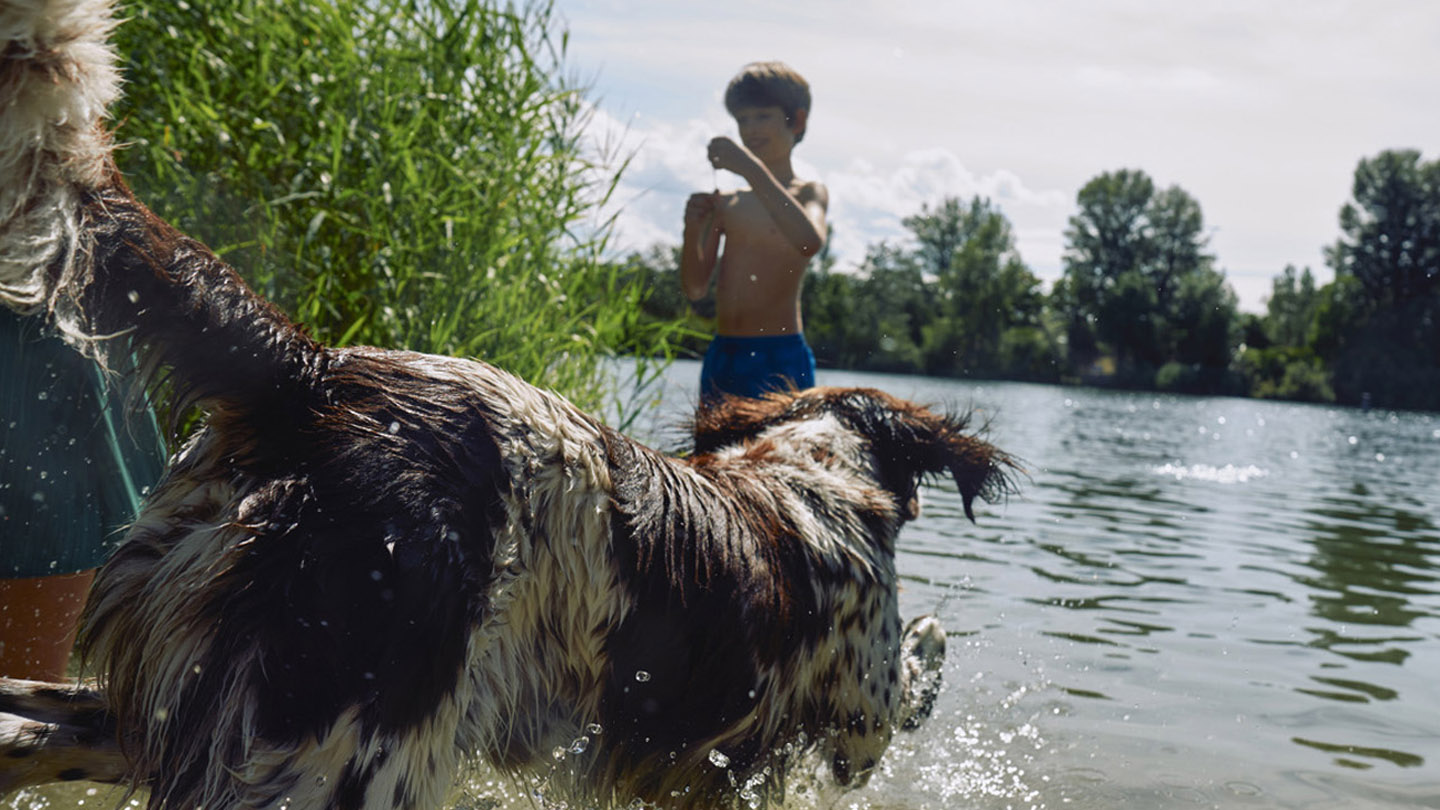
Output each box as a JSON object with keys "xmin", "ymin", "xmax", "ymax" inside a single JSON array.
[
  {"xmin": 942, "ymin": 425, "xmax": 1018, "ymax": 522},
  {"xmin": 819, "ymin": 388, "xmax": 1019, "ymax": 522}
]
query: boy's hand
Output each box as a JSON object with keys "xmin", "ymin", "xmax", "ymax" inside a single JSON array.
[
  {"xmin": 684, "ymin": 192, "xmax": 717, "ymax": 229},
  {"xmin": 707, "ymin": 136, "xmax": 760, "ymax": 179}
]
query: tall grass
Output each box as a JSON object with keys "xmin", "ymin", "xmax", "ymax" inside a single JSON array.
[{"xmin": 110, "ymin": 0, "xmax": 677, "ymax": 418}]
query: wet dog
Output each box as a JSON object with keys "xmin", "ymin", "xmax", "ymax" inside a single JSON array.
[{"xmin": 0, "ymin": 1, "xmax": 1015, "ymax": 807}]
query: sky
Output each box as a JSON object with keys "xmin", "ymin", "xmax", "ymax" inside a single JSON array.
[{"xmin": 553, "ymin": 0, "xmax": 1439, "ymax": 313}]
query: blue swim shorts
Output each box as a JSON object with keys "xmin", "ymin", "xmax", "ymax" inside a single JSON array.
[{"xmin": 700, "ymin": 333, "xmax": 816, "ymax": 400}]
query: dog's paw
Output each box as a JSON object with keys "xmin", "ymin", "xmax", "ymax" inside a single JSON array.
[{"xmin": 897, "ymin": 615, "xmax": 946, "ymax": 731}]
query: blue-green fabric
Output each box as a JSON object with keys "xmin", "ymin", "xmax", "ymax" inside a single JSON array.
[{"xmin": 0, "ymin": 311, "xmax": 165, "ymax": 577}]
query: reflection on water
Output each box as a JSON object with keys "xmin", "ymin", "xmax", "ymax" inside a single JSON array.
[{"xmin": 11, "ymin": 363, "xmax": 1440, "ymax": 809}]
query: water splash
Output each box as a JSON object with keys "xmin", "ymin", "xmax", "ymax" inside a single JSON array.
[{"xmin": 1150, "ymin": 462, "xmax": 1268, "ymax": 484}]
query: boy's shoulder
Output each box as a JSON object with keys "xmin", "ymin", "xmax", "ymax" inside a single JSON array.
[
  {"xmin": 793, "ymin": 178, "xmax": 828, "ymax": 206},
  {"xmin": 727, "ymin": 177, "xmax": 828, "ymax": 205}
]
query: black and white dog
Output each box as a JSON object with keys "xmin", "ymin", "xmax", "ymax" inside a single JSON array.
[{"xmin": 0, "ymin": 2, "xmax": 1016, "ymax": 808}]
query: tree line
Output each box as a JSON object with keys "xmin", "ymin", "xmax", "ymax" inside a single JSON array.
[{"xmin": 625, "ymin": 149, "xmax": 1440, "ymax": 411}]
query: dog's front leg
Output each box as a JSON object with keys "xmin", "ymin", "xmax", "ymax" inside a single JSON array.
[{"xmin": 0, "ymin": 677, "xmax": 133, "ymax": 794}]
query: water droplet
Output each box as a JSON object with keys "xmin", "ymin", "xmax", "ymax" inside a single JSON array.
[
  {"xmin": 371, "ymin": 570, "xmax": 383, "ymax": 581},
  {"xmin": 1347, "ymin": 435, "xmax": 1358, "ymax": 445},
  {"xmin": 568, "ymin": 736, "xmax": 589, "ymax": 754},
  {"xmin": 586, "ymin": 723, "xmax": 603, "ymax": 735},
  {"xmin": 388, "ymin": 421, "xmax": 401, "ymax": 434},
  {"xmin": 634, "ymin": 670, "xmax": 651, "ymax": 682},
  {"xmin": 1375, "ymin": 452, "xmax": 1385, "ymax": 462},
  {"xmin": 708, "ymin": 749, "xmax": 730, "ymax": 768},
  {"xmin": 552, "ymin": 746, "xmax": 567, "ymax": 761}
]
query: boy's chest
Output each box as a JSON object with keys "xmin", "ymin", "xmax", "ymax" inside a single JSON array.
[{"xmin": 721, "ymin": 191, "xmax": 787, "ymax": 246}]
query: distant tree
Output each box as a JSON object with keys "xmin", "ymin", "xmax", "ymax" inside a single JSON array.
[
  {"xmin": 1095, "ymin": 270, "xmax": 1161, "ymax": 370},
  {"xmin": 905, "ymin": 197, "xmax": 1054, "ymax": 378},
  {"xmin": 1236, "ymin": 345, "xmax": 1334, "ymax": 403},
  {"xmin": 1146, "ymin": 186, "xmax": 1210, "ymax": 315},
  {"xmin": 1061, "ymin": 169, "xmax": 1156, "ymax": 318},
  {"xmin": 904, "ymin": 198, "xmax": 972, "ymax": 279},
  {"xmin": 1239, "ymin": 312, "xmax": 1269, "ymax": 351},
  {"xmin": 1263, "ymin": 265, "xmax": 1320, "ymax": 347},
  {"xmin": 854, "ymin": 244, "xmax": 931, "ymax": 373},
  {"xmin": 1308, "ymin": 274, "xmax": 1367, "ymax": 363},
  {"xmin": 1329, "ymin": 149, "xmax": 1440, "ymax": 307},
  {"xmin": 802, "ymin": 199, "xmax": 1056, "ymax": 379},
  {"xmin": 1322, "ymin": 149, "xmax": 1440, "ymax": 408},
  {"xmin": 1047, "ymin": 275, "xmax": 1100, "ymax": 374},
  {"xmin": 800, "ymin": 263, "xmax": 860, "ymax": 367},
  {"xmin": 1238, "ymin": 265, "xmax": 1332, "ymax": 403},
  {"xmin": 1168, "ymin": 267, "xmax": 1240, "ymax": 373},
  {"xmin": 1059, "ymin": 168, "xmax": 1238, "ymax": 387},
  {"xmin": 802, "ymin": 239, "xmax": 929, "ymax": 373}
]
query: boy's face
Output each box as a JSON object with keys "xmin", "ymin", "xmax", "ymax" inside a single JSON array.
[{"xmin": 733, "ymin": 105, "xmax": 800, "ymax": 160}]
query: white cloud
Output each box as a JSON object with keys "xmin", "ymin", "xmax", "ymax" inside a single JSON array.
[
  {"xmin": 581, "ymin": 110, "xmax": 1072, "ymax": 288},
  {"xmin": 561, "ymin": 0, "xmax": 1440, "ymax": 311}
]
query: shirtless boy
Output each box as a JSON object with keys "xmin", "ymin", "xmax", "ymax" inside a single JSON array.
[{"xmin": 681, "ymin": 61, "xmax": 828, "ymax": 399}]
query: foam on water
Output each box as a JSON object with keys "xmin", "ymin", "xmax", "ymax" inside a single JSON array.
[{"xmin": 1150, "ymin": 462, "xmax": 1269, "ymax": 483}]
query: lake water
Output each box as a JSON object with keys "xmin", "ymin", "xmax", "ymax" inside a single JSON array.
[
  {"xmin": 10, "ymin": 361, "xmax": 1439, "ymax": 810},
  {"xmin": 616, "ymin": 360, "xmax": 1440, "ymax": 809}
]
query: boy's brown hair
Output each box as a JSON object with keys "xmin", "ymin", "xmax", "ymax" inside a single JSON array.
[{"xmin": 724, "ymin": 61, "xmax": 812, "ymax": 144}]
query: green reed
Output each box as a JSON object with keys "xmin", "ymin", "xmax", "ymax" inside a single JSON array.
[{"xmin": 110, "ymin": 0, "xmax": 679, "ymax": 420}]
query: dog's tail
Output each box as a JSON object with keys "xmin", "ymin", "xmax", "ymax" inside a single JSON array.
[{"xmin": 0, "ymin": 0, "xmax": 323, "ymax": 439}]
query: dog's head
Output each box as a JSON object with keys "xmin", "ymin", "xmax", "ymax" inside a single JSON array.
[{"xmin": 691, "ymin": 386, "xmax": 1018, "ymax": 521}]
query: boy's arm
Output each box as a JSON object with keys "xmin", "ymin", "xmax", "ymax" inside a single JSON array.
[
  {"xmin": 680, "ymin": 192, "xmax": 722, "ymax": 301},
  {"xmin": 709, "ymin": 137, "xmax": 827, "ymax": 257}
]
